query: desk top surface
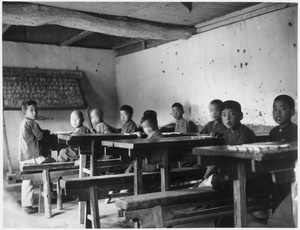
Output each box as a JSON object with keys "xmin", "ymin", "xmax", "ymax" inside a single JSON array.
[
  {"xmin": 102, "ymin": 135, "xmax": 224, "ymax": 149},
  {"xmin": 57, "ymin": 133, "xmax": 138, "ymax": 141},
  {"xmin": 192, "ymin": 141, "xmax": 297, "ymax": 161}
]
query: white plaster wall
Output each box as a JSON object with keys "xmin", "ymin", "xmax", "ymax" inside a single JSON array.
[
  {"xmin": 3, "ymin": 42, "xmax": 117, "ymax": 171},
  {"xmin": 115, "ymin": 7, "xmax": 297, "ymax": 132}
]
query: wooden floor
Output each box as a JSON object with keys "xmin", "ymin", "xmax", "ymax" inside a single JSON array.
[{"xmin": 3, "ymin": 180, "xmax": 295, "ymax": 228}]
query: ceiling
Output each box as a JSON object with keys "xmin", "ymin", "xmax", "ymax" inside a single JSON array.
[{"xmin": 3, "ymin": 2, "xmax": 258, "ymax": 56}]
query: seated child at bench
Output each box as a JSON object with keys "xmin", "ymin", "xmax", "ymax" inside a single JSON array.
[
  {"xmin": 268, "ymin": 94, "xmax": 297, "ymax": 226},
  {"xmin": 200, "ymin": 99, "xmax": 227, "ymax": 137},
  {"xmin": 19, "ymin": 100, "xmax": 56, "ymax": 214},
  {"xmin": 120, "ymin": 105, "xmax": 138, "ymax": 133},
  {"xmin": 269, "ymin": 94, "xmax": 297, "ymax": 141},
  {"xmin": 172, "ymin": 102, "xmax": 190, "ymax": 133},
  {"xmin": 58, "ymin": 110, "xmax": 90, "ymax": 162},
  {"xmin": 125, "ymin": 112, "xmax": 163, "ymax": 173},
  {"xmin": 90, "ymin": 108, "xmax": 112, "ymax": 133},
  {"xmin": 197, "ymin": 100, "xmax": 256, "ymax": 227}
]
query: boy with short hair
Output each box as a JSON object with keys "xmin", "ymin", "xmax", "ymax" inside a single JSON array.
[
  {"xmin": 19, "ymin": 100, "xmax": 56, "ymax": 214},
  {"xmin": 58, "ymin": 110, "xmax": 90, "ymax": 162},
  {"xmin": 221, "ymin": 100, "xmax": 256, "ymax": 145},
  {"xmin": 120, "ymin": 105, "xmax": 137, "ymax": 133},
  {"xmin": 90, "ymin": 108, "xmax": 112, "ymax": 134},
  {"xmin": 141, "ymin": 113, "xmax": 163, "ymax": 139},
  {"xmin": 172, "ymin": 102, "xmax": 190, "ymax": 133},
  {"xmin": 269, "ymin": 94, "xmax": 297, "ymax": 141},
  {"xmin": 200, "ymin": 99, "xmax": 227, "ymax": 137}
]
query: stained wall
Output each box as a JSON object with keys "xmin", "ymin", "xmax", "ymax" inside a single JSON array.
[{"xmin": 115, "ymin": 6, "xmax": 297, "ymax": 133}]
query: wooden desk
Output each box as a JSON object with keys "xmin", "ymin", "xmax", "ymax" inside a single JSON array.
[
  {"xmin": 102, "ymin": 136, "xmax": 224, "ymax": 195},
  {"xmin": 57, "ymin": 133, "xmax": 137, "ymax": 176},
  {"xmin": 192, "ymin": 141, "xmax": 297, "ymax": 227}
]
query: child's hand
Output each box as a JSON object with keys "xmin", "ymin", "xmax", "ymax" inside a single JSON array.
[
  {"xmin": 135, "ymin": 131, "xmax": 142, "ymax": 138},
  {"xmin": 90, "ymin": 128, "xmax": 96, "ymax": 133}
]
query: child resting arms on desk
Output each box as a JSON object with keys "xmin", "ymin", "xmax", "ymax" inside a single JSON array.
[
  {"xmin": 58, "ymin": 110, "xmax": 90, "ymax": 162},
  {"xmin": 125, "ymin": 112, "xmax": 163, "ymax": 173}
]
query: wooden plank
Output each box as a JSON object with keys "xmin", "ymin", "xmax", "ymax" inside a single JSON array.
[
  {"xmin": 152, "ymin": 206, "xmax": 164, "ymax": 228},
  {"xmin": 21, "ymin": 162, "xmax": 77, "ymax": 172},
  {"xmin": 89, "ymin": 186, "xmax": 100, "ymax": 228},
  {"xmin": 43, "ymin": 169, "xmax": 52, "ymax": 218},
  {"xmin": 233, "ymin": 160, "xmax": 247, "ymax": 227},
  {"xmin": 3, "ymin": 3, "xmax": 195, "ymax": 40},
  {"xmin": 196, "ymin": 3, "xmax": 288, "ymax": 33},
  {"xmin": 60, "ymin": 30, "xmax": 93, "ymax": 46}
]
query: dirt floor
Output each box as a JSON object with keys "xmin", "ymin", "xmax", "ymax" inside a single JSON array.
[{"xmin": 3, "ymin": 178, "xmax": 296, "ymax": 228}]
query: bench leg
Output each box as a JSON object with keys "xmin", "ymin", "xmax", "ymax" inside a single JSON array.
[
  {"xmin": 84, "ymin": 187, "xmax": 100, "ymax": 228},
  {"xmin": 57, "ymin": 179, "xmax": 62, "ymax": 210},
  {"xmin": 38, "ymin": 184, "xmax": 44, "ymax": 213},
  {"xmin": 152, "ymin": 205, "xmax": 164, "ymax": 228},
  {"xmin": 43, "ymin": 169, "xmax": 52, "ymax": 218},
  {"xmin": 79, "ymin": 154, "xmax": 87, "ymax": 224},
  {"xmin": 133, "ymin": 218, "xmax": 140, "ymax": 228}
]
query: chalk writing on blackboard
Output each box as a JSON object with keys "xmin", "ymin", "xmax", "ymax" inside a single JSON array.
[{"xmin": 3, "ymin": 67, "xmax": 87, "ymax": 109}]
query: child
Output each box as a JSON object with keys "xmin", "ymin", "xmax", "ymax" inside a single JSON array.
[
  {"xmin": 141, "ymin": 113, "xmax": 163, "ymax": 139},
  {"xmin": 120, "ymin": 105, "xmax": 137, "ymax": 133},
  {"xmin": 267, "ymin": 95, "xmax": 297, "ymax": 227},
  {"xmin": 125, "ymin": 113, "xmax": 163, "ymax": 173},
  {"xmin": 200, "ymin": 99, "xmax": 227, "ymax": 137},
  {"xmin": 90, "ymin": 108, "xmax": 112, "ymax": 133},
  {"xmin": 197, "ymin": 100, "xmax": 257, "ymax": 227},
  {"xmin": 171, "ymin": 102, "xmax": 190, "ymax": 133},
  {"xmin": 269, "ymin": 94, "xmax": 297, "ymax": 141},
  {"xmin": 221, "ymin": 100, "xmax": 256, "ymax": 145},
  {"xmin": 19, "ymin": 100, "xmax": 56, "ymax": 214},
  {"xmin": 58, "ymin": 110, "xmax": 90, "ymax": 162}
]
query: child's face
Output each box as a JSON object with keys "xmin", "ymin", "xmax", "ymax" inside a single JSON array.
[
  {"xmin": 142, "ymin": 120, "xmax": 154, "ymax": 136},
  {"xmin": 70, "ymin": 113, "xmax": 83, "ymax": 129},
  {"xmin": 172, "ymin": 107, "xmax": 183, "ymax": 120},
  {"xmin": 120, "ymin": 110, "xmax": 131, "ymax": 123},
  {"xmin": 273, "ymin": 100, "xmax": 294, "ymax": 126},
  {"xmin": 221, "ymin": 108, "xmax": 242, "ymax": 130},
  {"xmin": 24, "ymin": 105, "xmax": 38, "ymax": 120},
  {"xmin": 209, "ymin": 103, "xmax": 221, "ymax": 121},
  {"xmin": 90, "ymin": 110, "xmax": 102, "ymax": 126}
]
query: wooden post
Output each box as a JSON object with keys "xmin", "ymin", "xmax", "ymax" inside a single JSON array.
[
  {"xmin": 3, "ymin": 114, "xmax": 16, "ymax": 183},
  {"xmin": 161, "ymin": 148, "xmax": 169, "ymax": 192},
  {"xmin": 89, "ymin": 186, "xmax": 100, "ymax": 228},
  {"xmin": 152, "ymin": 205, "xmax": 164, "ymax": 228},
  {"xmin": 43, "ymin": 169, "xmax": 52, "ymax": 218},
  {"xmin": 79, "ymin": 154, "xmax": 87, "ymax": 224},
  {"xmin": 233, "ymin": 160, "xmax": 247, "ymax": 227},
  {"xmin": 57, "ymin": 180, "xmax": 62, "ymax": 210},
  {"xmin": 133, "ymin": 150, "xmax": 143, "ymax": 195}
]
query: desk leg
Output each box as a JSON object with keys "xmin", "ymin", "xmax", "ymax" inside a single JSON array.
[
  {"xmin": 161, "ymin": 148, "xmax": 169, "ymax": 192},
  {"xmin": 233, "ymin": 160, "xmax": 247, "ymax": 227},
  {"xmin": 90, "ymin": 140, "xmax": 96, "ymax": 176},
  {"xmin": 79, "ymin": 154, "xmax": 87, "ymax": 224},
  {"xmin": 133, "ymin": 151, "xmax": 143, "ymax": 195},
  {"xmin": 292, "ymin": 159, "xmax": 298, "ymax": 227}
]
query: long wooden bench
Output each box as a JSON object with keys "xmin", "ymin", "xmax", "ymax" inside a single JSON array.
[
  {"xmin": 21, "ymin": 162, "xmax": 79, "ymax": 218},
  {"xmin": 60, "ymin": 167, "xmax": 207, "ymax": 228},
  {"xmin": 115, "ymin": 186, "xmax": 273, "ymax": 228}
]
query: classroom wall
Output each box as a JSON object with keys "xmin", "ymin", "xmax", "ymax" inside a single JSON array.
[
  {"xmin": 3, "ymin": 42, "xmax": 117, "ymax": 172},
  {"xmin": 115, "ymin": 6, "xmax": 297, "ymax": 132}
]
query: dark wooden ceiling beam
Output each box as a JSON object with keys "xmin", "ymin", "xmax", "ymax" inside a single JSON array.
[
  {"xmin": 60, "ymin": 31, "xmax": 93, "ymax": 46},
  {"xmin": 2, "ymin": 24, "xmax": 11, "ymax": 33},
  {"xmin": 3, "ymin": 3, "xmax": 196, "ymax": 40}
]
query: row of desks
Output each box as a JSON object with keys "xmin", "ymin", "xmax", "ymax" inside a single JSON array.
[{"xmin": 56, "ymin": 133, "xmax": 297, "ymax": 227}]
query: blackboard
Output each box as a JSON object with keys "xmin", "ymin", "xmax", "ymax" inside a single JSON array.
[{"xmin": 3, "ymin": 67, "xmax": 87, "ymax": 110}]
